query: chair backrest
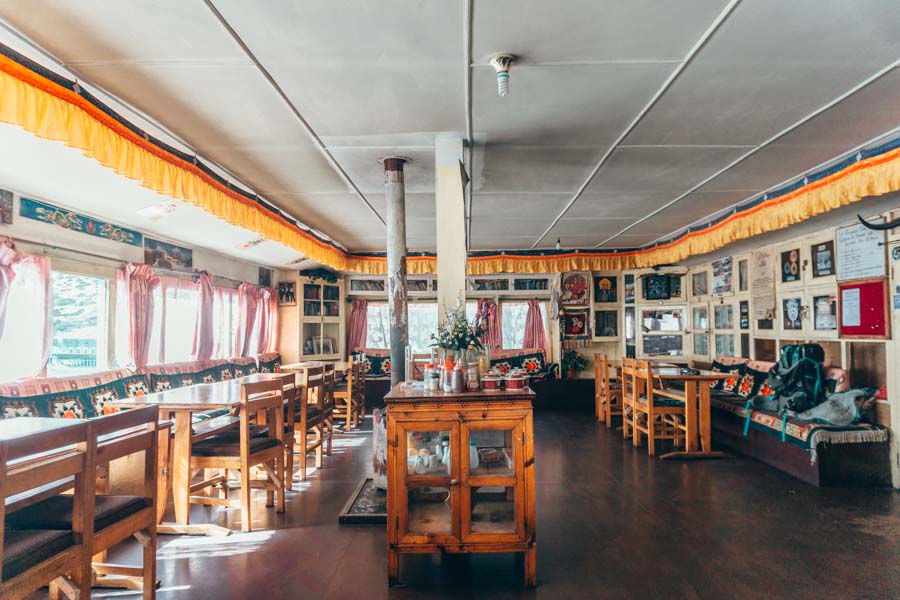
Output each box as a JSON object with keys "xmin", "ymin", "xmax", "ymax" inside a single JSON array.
[
  {"xmin": 93, "ymin": 405, "xmax": 161, "ymax": 502},
  {"xmin": 322, "ymin": 363, "xmax": 335, "ymax": 410},
  {"xmin": 635, "ymin": 360, "xmax": 653, "ymax": 400},
  {"xmin": 621, "ymin": 357, "xmax": 636, "ymax": 402},
  {"xmin": 270, "ymin": 372, "xmax": 298, "ymax": 428},
  {"xmin": 240, "ymin": 380, "xmax": 284, "ymax": 446},
  {"xmin": 595, "ymin": 353, "xmax": 611, "ymax": 394},
  {"xmin": 0, "ymin": 420, "xmax": 95, "ymax": 574},
  {"xmin": 356, "ymin": 356, "xmax": 366, "ymax": 388},
  {"xmin": 300, "ymin": 365, "xmax": 325, "ymax": 413}
]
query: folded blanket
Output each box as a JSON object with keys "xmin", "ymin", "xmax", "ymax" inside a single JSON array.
[{"xmin": 792, "ymin": 389, "xmax": 876, "ymax": 427}]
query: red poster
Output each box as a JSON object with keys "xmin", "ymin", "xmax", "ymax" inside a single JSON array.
[{"xmin": 838, "ymin": 278, "xmax": 889, "ymax": 339}]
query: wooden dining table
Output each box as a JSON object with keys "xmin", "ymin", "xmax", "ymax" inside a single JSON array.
[
  {"xmin": 111, "ymin": 373, "xmax": 286, "ymax": 535},
  {"xmin": 646, "ymin": 368, "xmax": 731, "ymax": 460}
]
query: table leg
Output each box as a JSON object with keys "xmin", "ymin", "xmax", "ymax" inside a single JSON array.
[
  {"xmin": 699, "ymin": 384, "xmax": 711, "ymax": 453},
  {"xmin": 684, "ymin": 381, "xmax": 699, "ymax": 453},
  {"xmin": 172, "ymin": 411, "xmax": 192, "ymax": 526}
]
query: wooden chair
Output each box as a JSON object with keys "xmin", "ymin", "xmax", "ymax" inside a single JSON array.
[
  {"xmin": 620, "ymin": 358, "xmax": 637, "ymax": 440},
  {"xmin": 333, "ymin": 360, "xmax": 361, "ymax": 431},
  {"xmin": 593, "ymin": 353, "xmax": 622, "ymax": 425},
  {"xmin": 7, "ymin": 407, "xmax": 163, "ymax": 598},
  {"xmin": 0, "ymin": 420, "xmax": 94, "ymax": 600},
  {"xmin": 282, "ymin": 365, "xmax": 332, "ymax": 482},
  {"xmin": 631, "ymin": 360, "xmax": 687, "ymax": 456},
  {"xmin": 190, "ymin": 380, "xmax": 286, "ymax": 532},
  {"xmin": 321, "ymin": 364, "xmax": 335, "ymax": 457},
  {"xmin": 355, "ymin": 358, "xmax": 367, "ymax": 424}
]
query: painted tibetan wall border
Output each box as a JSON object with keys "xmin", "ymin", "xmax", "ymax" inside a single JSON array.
[{"xmin": 1, "ymin": 43, "xmax": 899, "ymax": 276}]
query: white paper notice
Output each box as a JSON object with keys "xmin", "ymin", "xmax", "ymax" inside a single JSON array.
[{"xmin": 841, "ymin": 288, "xmax": 861, "ymax": 327}]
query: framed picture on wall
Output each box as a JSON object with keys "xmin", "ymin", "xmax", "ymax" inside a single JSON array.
[
  {"xmin": 711, "ymin": 257, "xmax": 733, "ymax": 296},
  {"xmin": 560, "ymin": 272, "xmax": 590, "ymax": 306},
  {"xmin": 561, "ymin": 308, "xmax": 591, "ymax": 348},
  {"xmin": 278, "ymin": 281, "xmax": 297, "ymax": 306},
  {"xmin": 838, "ymin": 278, "xmax": 890, "ymax": 339},
  {"xmin": 781, "ymin": 248, "xmax": 801, "ymax": 283},
  {"xmin": 592, "ymin": 275, "xmax": 617, "ymax": 303},
  {"xmin": 782, "ymin": 297, "xmax": 802, "ymax": 330},
  {"xmin": 643, "ymin": 274, "xmax": 671, "ymax": 300},
  {"xmin": 811, "ymin": 241, "xmax": 835, "ymax": 278},
  {"xmin": 593, "ymin": 309, "xmax": 618, "ymax": 338},
  {"xmin": 691, "ymin": 272, "xmax": 708, "ymax": 297},
  {"xmin": 624, "ymin": 275, "xmax": 635, "ymax": 304},
  {"xmin": 813, "ymin": 294, "xmax": 837, "ymax": 330}
]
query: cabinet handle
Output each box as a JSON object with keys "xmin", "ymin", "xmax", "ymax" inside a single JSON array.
[{"xmin": 450, "ymin": 479, "xmax": 459, "ymax": 486}]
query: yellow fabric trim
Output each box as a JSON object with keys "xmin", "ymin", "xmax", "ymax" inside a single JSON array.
[{"xmin": 1, "ymin": 53, "xmax": 898, "ymax": 276}]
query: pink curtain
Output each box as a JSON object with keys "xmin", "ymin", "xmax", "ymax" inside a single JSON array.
[
  {"xmin": 0, "ymin": 238, "xmax": 21, "ymax": 339},
  {"xmin": 347, "ymin": 299, "xmax": 368, "ymax": 352},
  {"xmin": 235, "ymin": 283, "xmax": 259, "ymax": 357},
  {"xmin": 523, "ymin": 299, "xmax": 549, "ymax": 358},
  {"xmin": 120, "ymin": 263, "xmax": 160, "ymax": 370},
  {"xmin": 476, "ymin": 298, "xmax": 502, "ymax": 354},
  {"xmin": 192, "ymin": 271, "xmax": 215, "ymax": 361},
  {"xmin": 256, "ymin": 287, "xmax": 278, "ymax": 354}
]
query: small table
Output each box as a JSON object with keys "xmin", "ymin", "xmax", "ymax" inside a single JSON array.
[
  {"xmin": 648, "ymin": 368, "xmax": 731, "ymax": 459},
  {"xmin": 111, "ymin": 373, "xmax": 286, "ymax": 535}
]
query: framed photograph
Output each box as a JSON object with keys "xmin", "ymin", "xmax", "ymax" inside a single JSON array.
[
  {"xmin": 739, "ymin": 300, "xmax": 750, "ymax": 330},
  {"xmin": 593, "ymin": 309, "xmax": 618, "ymax": 338},
  {"xmin": 322, "ymin": 338, "xmax": 335, "ymax": 355},
  {"xmin": 738, "ymin": 259, "xmax": 749, "ymax": 292},
  {"xmin": 144, "ymin": 238, "xmax": 193, "ymax": 272},
  {"xmin": 813, "ymin": 295, "xmax": 837, "ymax": 330},
  {"xmin": 811, "ymin": 241, "xmax": 835, "ymax": 278},
  {"xmin": 692, "ymin": 272, "xmax": 708, "ymax": 297},
  {"xmin": 711, "ymin": 257, "xmax": 733, "ymax": 296},
  {"xmin": 782, "ymin": 297, "xmax": 802, "ymax": 330},
  {"xmin": 780, "ymin": 248, "xmax": 801, "ymax": 283},
  {"xmin": 560, "ymin": 272, "xmax": 590, "ymax": 306},
  {"xmin": 277, "ymin": 281, "xmax": 297, "ymax": 306},
  {"xmin": 624, "ymin": 275, "xmax": 635, "ymax": 304},
  {"xmin": 0, "ymin": 188, "xmax": 12, "ymax": 224},
  {"xmin": 258, "ymin": 267, "xmax": 273, "ymax": 288},
  {"xmin": 592, "ymin": 275, "xmax": 617, "ymax": 303}
]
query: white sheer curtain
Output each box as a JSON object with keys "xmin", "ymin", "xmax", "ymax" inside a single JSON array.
[{"xmin": 0, "ymin": 256, "xmax": 52, "ymax": 380}]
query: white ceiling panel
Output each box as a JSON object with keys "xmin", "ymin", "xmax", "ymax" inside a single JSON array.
[
  {"xmin": 596, "ymin": 234, "xmax": 665, "ymax": 249},
  {"xmin": 473, "ymin": 63, "xmax": 674, "ymax": 147},
  {"xmin": 564, "ymin": 192, "xmax": 677, "ymax": 220},
  {"xmin": 477, "ymin": 146, "xmax": 601, "ymax": 193},
  {"xmin": 625, "ymin": 0, "xmax": 900, "ymax": 146},
  {"xmin": 211, "ymin": 0, "xmax": 465, "ymax": 137},
  {"xmin": 326, "ymin": 147, "xmax": 436, "ymax": 194},
  {"xmin": 584, "ymin": 147, "xmax": 749, "ymax": 195},
  {"xmin": 471, "ymin": 193, "xmax": 571, "ymax": 220},
  {"xmin": 473, "ymin": 0, "xmax": 730, "ymax": 63},
  {"xmin": 622, "ymin": 191, "xmax": 759, "ymax": 238},
  {"xmin": 0, "ymin": 0, "xmax": 244, "ymax": 62}
]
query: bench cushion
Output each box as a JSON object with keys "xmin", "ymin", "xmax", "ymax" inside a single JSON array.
[
  {"xmin": 6, "ymin": 495, "xmax": 148, "ymax": 532},
  {"xmin": 191, "ymin": 436, "xmax": 280, "ymax": 457},
  {"xmin": 2, "ymin": 529, "xmax": 74, "ymax": 581}
]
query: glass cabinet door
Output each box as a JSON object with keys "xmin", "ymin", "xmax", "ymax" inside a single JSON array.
[
  {"xmin": 461, "ymin": 420, "xmax": 525, "ymax": 543},
  {"xmin": 398, "ymin": 421, "xmax": 459, "ymax": 544}
]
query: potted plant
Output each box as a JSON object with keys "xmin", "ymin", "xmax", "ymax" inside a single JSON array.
[{"xmin": 561, "ymin": 349, "xmax": 587, "ymax": 379}]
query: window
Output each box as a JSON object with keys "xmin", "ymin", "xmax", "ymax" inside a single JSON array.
[
  {"xmin": 48, "ymin": 272, "xmax": 109, "ymax": 376},
  {"xmin": 365, "ymin": 302, "xmax": 389, "ymax": 349},
  {"xmin": 501, "ymin": 301, "xmax": 547, "ymax": 350},
  {"xmin": 408, "ymin": 303, "xmax": 438, "ymax": 353},
  {"xmin": 148, "ymin": 280, "xmax": 199, "ymax": 364}
]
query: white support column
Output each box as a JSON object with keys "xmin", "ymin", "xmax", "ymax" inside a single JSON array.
[{"xmin": 435, "ymin": 137, "xmax": 468, "ymax": 320}]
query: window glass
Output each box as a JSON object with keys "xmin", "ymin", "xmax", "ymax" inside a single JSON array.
[
  {"xmin": 212, "ymin": 288, "xmax": 240, "ymax": 359},
  {"xmin": 641, "ymin": 309, "xmax": 683, "ymax": 332},
  {"xmin": 714, "ymin": 304, "xmax": 734, "ymax": 329},
  {"xmin": 48, "ymin": 272, "xmax": 109, "ymax": 376},
  {"xmin": 365, "ymin": 302, "xmax": 389, "ymax": 349},
  {"xmin": 501, "ymin": 302, "xmax": 547, "ymax": 350},
  {"xmin": 408, "ymin": 303, "xmax": 438, "ymax": 353},
  {"xmin": 715, "ymin": 334, "xmax": 735, "ymax": 356}
]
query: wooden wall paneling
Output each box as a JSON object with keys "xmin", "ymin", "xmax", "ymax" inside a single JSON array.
[
  {"xmin": 847, "ymin": 342, "xmax": 887, "ymax": 389},
  {"xmin": 819, "ymin": 341, "xmax": 842, "ymax": 369},
  {"xmin": 755, "ymin": 339, "xmax": 777, "ymax": 362}
]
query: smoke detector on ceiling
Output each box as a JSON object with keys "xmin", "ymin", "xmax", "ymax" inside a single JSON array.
[
  {"xmin": 137, "ymin": 200, "xmax": 179, "ymax": 221},
  {"xmin": 489, "ymin": 53, "xmax": 516, "ymax": 97}
]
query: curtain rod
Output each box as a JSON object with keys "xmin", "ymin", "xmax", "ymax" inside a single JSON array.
[{"xmin": 7, "ymin": 235, "xmax": 249, "ymax": 286}]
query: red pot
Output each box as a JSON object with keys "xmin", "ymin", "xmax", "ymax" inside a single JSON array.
[
  {"xmin": 482, "ymin": 376, "xmax": 503, "ymax": 391},
  {"xmin": 505, "ymin": 375, "xmax": 528, "ymax": 390}
]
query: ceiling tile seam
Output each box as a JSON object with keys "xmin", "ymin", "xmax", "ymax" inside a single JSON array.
[
  {"xmin": 595, "ymin": 58, "xmax": 900, "ymax": 248},
  {"xmin": 470, "ymin": 59, "xmax": 683, "ymax": 67},
  {"xmin": 465, "ymin": 0, "xmax": 474, "ymax": 249},
  {"xmin": 0, "ymin": 17, "xmax": 347, "ymax": 253},
  {"xmin": 528, "ymin": 0, "xmax": 744, "ymax": 249},
  {"xmin": 202, "ymin": 0, "xmax": 387, "ymax": 232},
  {"xmin": 646, "ymin": 123, "xmax": 900, "ymax": 247}
]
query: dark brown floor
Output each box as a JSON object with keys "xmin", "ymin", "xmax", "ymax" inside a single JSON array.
[{"xmin": 72, "ymin": 413, "xmax": 900, "ymax": 599}]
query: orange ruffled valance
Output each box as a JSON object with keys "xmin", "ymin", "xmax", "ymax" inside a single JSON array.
[{"xmin": 1, "ymin": 50, "xmax": 899, "ymax": 276}]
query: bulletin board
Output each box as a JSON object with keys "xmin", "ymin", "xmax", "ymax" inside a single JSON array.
[{"xmin": 838, "ymin": 278, "xmax": 889, "ymax": 339}]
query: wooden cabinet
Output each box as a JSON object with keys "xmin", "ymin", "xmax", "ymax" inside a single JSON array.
[
  {"xmin": 384, "ymin": 387, "xmax": 536, "ymax": 588},
  {"xmin": 278, "ymin": 275, "xmax": 344, "ymax": 363}
]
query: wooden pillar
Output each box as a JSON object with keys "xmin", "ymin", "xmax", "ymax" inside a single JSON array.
[{"xmin": 384, "ymin": 157, "xmax": 408, "ymax": 386}]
